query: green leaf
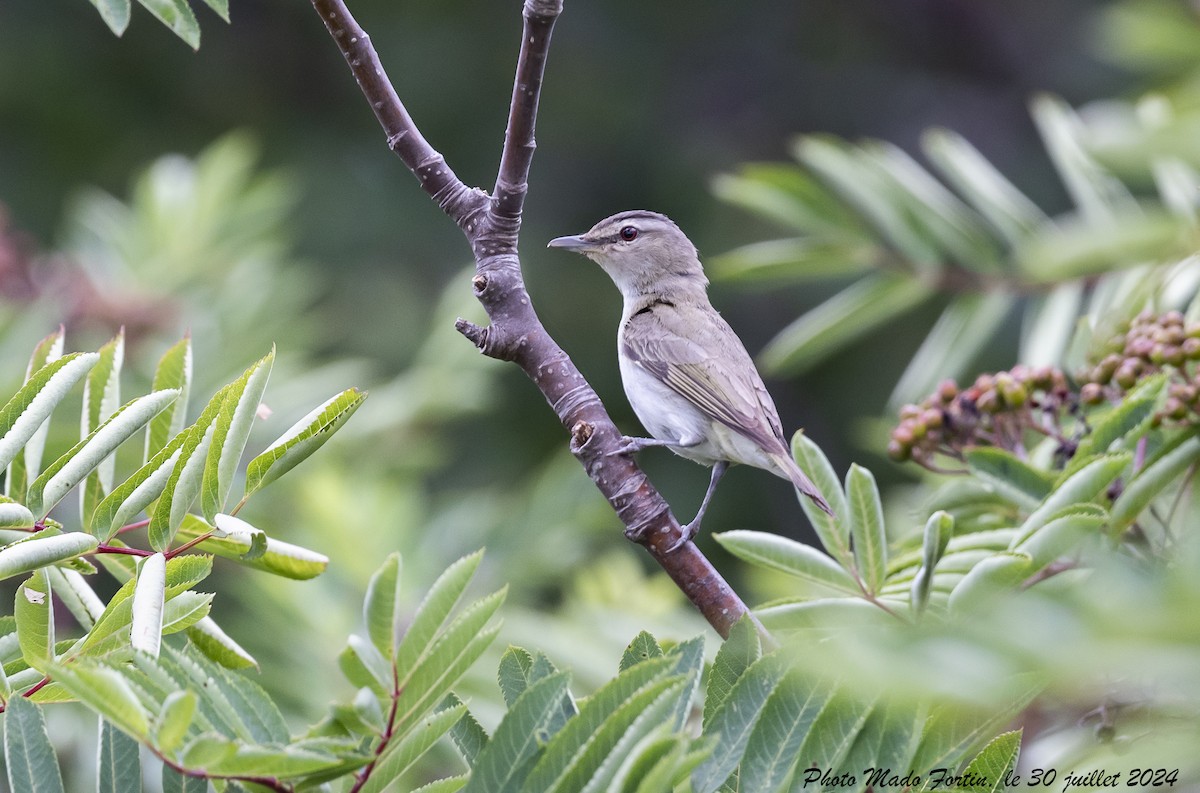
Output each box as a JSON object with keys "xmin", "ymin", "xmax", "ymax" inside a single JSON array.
[
  {"xmin": 791, "ymin": 689, "xmax": 876, "ymax": 785},
  {"xmin": 1014, "ymin": 512, "xmax": 1106, "ymax": 569},
  {"xmin": 446, "ymin": 694, "xmax": 489, "ymax": 767},
  {"xmin": 790, "ymin": 434, "xmax": 853, "ymax": 568},
  {"xmin": 48, "ymin": 660, "xmax": 150, "ymax": 738},
  {"xmin": 964, "ymin": 448, "xmax": 1055, "ymax": 511},
  {"xmin": 760, "ymin": 273, "xmax": 932, "ymax": 376},
  {"xmin": 201, "ymin": 349, "xmax": 274, "ymax": 520},
  {"xmin": 173, "ymin": 514, "xmax": 328, "ymax": 579},
  {"xmin": 4, "ymin": 696, "xmax": 66, "ymax": 793},
  {"xmin": 1017, "ymin": 210, "xmax": 1188, "ymax": 282},
  {"xmin": 98, "ymin": 718, "xmax": 142, "ymax": 793},
  {"xmin": 0, "ymin": 533, "xmax": 99, "ymax": 581},
  {"xmin": 889, "ymin": 292, "xmax": 1016, "ymax": 410},
  {"xmin": 358, "ymin": 705, "xmax": 466, "ymax": 793},
  {"xmin": 27, "ymin": 390, "xmax": 180, "ymax": 518},
  {"xmin": 161, "ymin": 764, "xmax": 207, "ymax": 793},
  {"xmin": 8, "ymin": 329, "xmax": 66, "ymax": 508},
  {"xmin": 130, "ymin": 553, "xmax": 167, "ymax": 657},
  {"xmin": 1018, "ymin": 281, "xmax": 1084, "ymax": 369},
  {"xmin": 148, "ymin": 384, "xmax": 230, "ymax": 550},
  {"xmin": 136, "ymin": 0, "xmax": 200, "ymax": 48},
  {"xmin": 187, "ymin": 615, "xmax": 257, "ymax": 670},
  {"xmin": 960, "ymin": 729, "xmax": 1022, "ymax": 793},
  {"xmin": 0, "ymin": 353, "xmax": 99, "ymax": 474},
  {"xmin": 200, "ymin": 0, "xmax": 229, "ymax": 23},
  {"xmin": 1109, "ymin": 435, "xmax": 1200, "ymax": 537},
  {"xmin": 462, "ymin": 672, "xmax": 573, "ymax": 793},
  {"xmin": 690, "ymin": 653, "xmax": 789, "ymax": 793},
  {"xmin": 711, "ymin": 238, "xmax": 878, "ymax": 283},
  {"xmin": 81, "ymin": 555, "xmax": 212, "ymax": 656},
  {"xmin": 577, "ymin": 680, "xmax": 690, "ymax": 793},
  {"xmin": 0, "ymin": 496, "xmax": 34, "ymax": 529},
  {"xmin": 15, "ymin": 569, "xmax": 54, "ymax": 671},
  {"xmin": 395, "ymin": 549, "xmax": 484, "ymax": 681},
  {"xmin": 244, "ymin": 388, "xmax": 365, "ymax": 498},
  {"xmin": 93, "ymin": 430, "xmax": 188, "ymax": 542},
  {"xmin": 520, "ymin": 657, "xmax": 681, "ymax": 793},
  {"xmin": 155, "ymin": 690, "xmax": 198, "ymax": 756},
  {"xmin": 911, "ymin": 511, "xmax": 954, "ymax": 615},
  {"xmin": 81, "ymin": 330, "xmax": 124, "ymax": 526},
  {"xmin": 619, "ymin": 631, "xmax": 663, "ymax": 672},
  {"xmin": 839, "ymin": 699, "xmax": 926, "ymax": 793},
  {"xmin": 704, "ymin": 617, "xmax": 761, "ymax": 731},
  {"xmin": 949, "ymin": 553, "xmax": 1034, "ymax": 614},
  {"xmin": 846, "ymin": 464, "xmax": 887, "ymax": 594},
  {"xmin": 1012, "ymin": 453, "xmax": 1130, "ymax": 546},
  {"xmin": 146, "ymin": 337, "xmax": 192, "ymax": 463},
  {"xmin": 1072, "ymin": 373, "xmax": 1166, "ymax": 462},
  {"xmin": 89, "ymin": 0, "xmax": 132, "ymax": 35},
  {"xmin": 737, "ymin": 667, "xmax": 838, "ymax": 793},
  {"xmin": 921, "ymin": 128, "xmax": 1044, "ymax": 246},
  {"xmin": 1031, "ymin": 94, "xmax": 1131, "ymax": 224},
  {"xmin": 714, "ymin": 531, "xmax": 859, "ymax": 595},
  {"xmin": 910, "ymin": 677, "xmax": 1040, "ymax": 772},
  {"xmin": 711, "ymin": 165, "xmax": 870, "ymax": 240},
  {"xmin": 363, "ymin": 551, "xmax": 402, "ymax": 660},
  {"xmin": 45, "ymin": 567, "xmax": 105, "ymax": 629}
]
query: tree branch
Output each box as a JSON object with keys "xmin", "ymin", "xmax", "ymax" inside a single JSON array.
[{"xmin": 312, "ymin": 0, "xmax": 765, "ymax": 640}]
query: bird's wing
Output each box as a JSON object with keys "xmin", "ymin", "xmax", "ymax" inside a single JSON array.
[{"xmin": 622, "ymin": 302, "xmax": 787, "ymax": 452}]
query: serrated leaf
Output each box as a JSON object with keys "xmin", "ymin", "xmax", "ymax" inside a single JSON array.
[
  {"xmin": 4, "ymin": 696, "xmax": 66, "ymax": 793},
  {"xmin": 48, "ymin": 660, "xmax": 150, "ymax": 738},
  {"xmin": 462, "ymin": 672, "xmax": 572, "ymax": 793},
  {"xmin": 80, "ymin": 330, "xmax": 124, "ymax": 526},
  {"xmin": 244, "ymin": 388, "xmax": 364, "ymax": 497},
  {"xmin": 949, "ymin": 553, "xmax": 1034, "ymax": 614},
  {"xmin": 1014, "ymin": 512, "xmax": 1106, "ymax": 569},
  {"xmin": 0, "ymin": 353, "xmax": 99, "ymax": 474},
  {"xmin": 576, "ymin": 679, "xmax": 691, "ymax": 793},
  {"xmin": 791, "ymin": 689, "xmax": 877, "ymax": 787},
  {"xmin": 162, "ymin": 763, "xmax": 208, "ymax": 793},
  {"xmin": 94, "ymin": 431, "xmax": 187, "ymax": 542},
  {"xmin": 910, "ymin": 677, "xmax": 1039, "ymax": 772},
  {"xmin": 15, "ymin": 569, "xmax": 54, "ymax": 670},
  {"xmin": 364, "ymin": 551, "xmax": 402, "ymax": 660},
  {"xmin": 760, "ymin": 273, "xmax": 931, "ymax": 376},
  {"xmin": 187, "ymin": 615, "xmax": 257, "ymax": 670},
  {"xmin": 98, "ymin": 717, "xmax": 141, "ymax": 793},
  {"xmin": 156, "ymin": 690, "xmax": 198, "ymax": 756},
  {"xmin": 45, "ymin": 567, "xmax": 105, "ymax": 629},
  {"xmin": 136, "ymin": 0, "xmax": 200, "ymax": 48},
  {"xmin": 964, "ymin": 448, "xmax": 1055, "ymax": 511},
  {"xmin": 147, "ymin": 337, "xmax": 192, "ymax": 462},
  {"xmin": 0, "ymin": 533, "xmax": 98, "ymax": 581},
  {"xmin": 1109, "ymin": 435, "xmax": 1200, "ymax": 537},
  {"xmin": 130, "ymin": 553, "xmax": 167, "ymax": 657},
  {"xmin": 148, "ymin": 384, "xmax": 230, "ymax": 550},
  {"xmin": 1012, "ymin": 453, "xmax": 1130, "ymax": 546},
  {"xmin": 711, "ymin": 164, "xmax": 870, "ymax": 240},
  {"xmin": 520, "ymin": 657, "xmax": 681, "ymax": 793},
  {"xmin": 737, "ymin": 666, "xmax": 838, "ymax": 793},
  {"xmin": 357, "ymin": 705, "xmax": 466, "ymax": 793},
  {"xmin": 715, "ymin": 531, "xmax": 859, "ymax": 595},
  {"xmin": 960, "ymin": 729, "xmax": 1022, "ymax": 793},
  {"xmin": 498, "ymin": 646, "xmax": 535, "ymax": 707},
  {"xmin": 790, "ymin": 434, "xmax": 853, "ymax": 568},
  {"xmin": 7, "ymin": 329, "xmax": 65, "ymax": 504},
  {"xmin": 619, "ymin": 631, "xmax": 663, "ymax": 672},
  {"xmin": 200, "ymin": 0, "xmax": 229, "ymax": 22},
  {"xmin": 446, "ymin": 694, "xmax": 489, "ymax": 767},
  {"xmin": 840, "ymin": 699, "xmax": 926, "ymax": 793},
  {"xmin": 81, "ymin": 555, "xmax": 212, "ymax": 656},
  {"xmin": 395, "ymin": 549, "xmax": 484, "ymax": 681},
  {"xmin": 27, "ymin": 389, "xmax": 179, "ymax": 518},
  {"xmin": 1072, "ymin": 373, "xmax": 1166, "ymax": 462},
  {"xmin": 690, "ymin": 653, "xmax": 789, "ymax": 793},
  {"xmin": 704, "ymin": 616, "xmax": 760, "ymax": 731},
  {"xmin": 201, "ymin": 350, "xmax": 274, "ymax": 520},
  {"xmin": 846, "ymin": 464, "xmax": 887, "ymax": 594},
  {"xmin": 177, "ymin": 513, "xmax": 327, "ymax": 579}
]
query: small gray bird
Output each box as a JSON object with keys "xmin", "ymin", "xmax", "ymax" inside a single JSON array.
[{"xmin": 548, "ymin": 210, "xmax": 832, "ymax": 550}]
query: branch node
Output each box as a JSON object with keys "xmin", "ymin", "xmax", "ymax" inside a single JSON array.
[
  {"xmin": 472, "ymin": 274, "xmax": 488, "ymax": 295},
  {"xmin": 569, "ymin": 420, "xmax": 594, "ymax": 452},
  {"xmin": 455, "ymin": 318, "xmax": 488, "ymax": 350}
]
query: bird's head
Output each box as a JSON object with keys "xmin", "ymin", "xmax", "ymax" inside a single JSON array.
[{"xmin": 548, "ymin": 210, "xmax": 708, "ymax": 300}]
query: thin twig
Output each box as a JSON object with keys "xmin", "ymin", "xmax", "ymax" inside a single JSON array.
[{"xmin": 310, "ymin": 0, "xmax": 762, "ymax": 640}]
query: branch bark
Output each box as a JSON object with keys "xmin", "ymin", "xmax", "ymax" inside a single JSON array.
[{"xmin": 312, "ymin": 0, "xmax": 763, "ymax": 640}]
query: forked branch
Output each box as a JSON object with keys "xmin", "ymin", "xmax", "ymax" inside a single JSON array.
[{"xmin": 311, "ymin": 0, "xmax": 762, "ymax": 640}]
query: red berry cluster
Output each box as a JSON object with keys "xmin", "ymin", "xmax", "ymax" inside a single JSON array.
[
  {"xmin": 888, "ymin": 365, "xmax": 1072, "ymax": 467},
  {"xmin": 1079, "ymin": 310, "xmax": 1200, "ymax": 427}
]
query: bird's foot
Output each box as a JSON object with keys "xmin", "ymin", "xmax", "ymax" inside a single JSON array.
[
  {"xmin": 665, "ymin": 521, "xmax": 699, "ymax": 553},
  {"xmin": 608, "ymin": 435, "xmax": 663, "ymax": 457}
]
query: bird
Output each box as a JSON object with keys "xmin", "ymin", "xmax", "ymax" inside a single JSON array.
[{"xmin": 548, "ymin": 210, "xmax": 832, "ymax": 551}]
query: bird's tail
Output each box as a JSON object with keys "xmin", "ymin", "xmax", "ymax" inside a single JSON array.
[{"xmin": 770, "ymin": 451, "xmax": 834, "ymax": 517}]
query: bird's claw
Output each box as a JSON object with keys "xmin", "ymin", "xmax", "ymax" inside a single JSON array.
[
  {"xmin": 665, "ymin": 522, "xmax": 697, "ymax": 553},
  {"xmin": 608, "ymin": 435, "xmax": 643, "ymax": 457}
]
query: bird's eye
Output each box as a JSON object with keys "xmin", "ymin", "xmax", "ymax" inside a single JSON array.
[{"xmin": 619, "ymin": 226, "xmax": 639, "ymax": 242}]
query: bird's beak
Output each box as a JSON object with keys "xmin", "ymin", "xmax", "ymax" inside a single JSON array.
[{"xmin": 547, "ymin": 234, "xmax": 591, "ymax": 251}]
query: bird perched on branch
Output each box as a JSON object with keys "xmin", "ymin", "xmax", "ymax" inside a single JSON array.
[{"xmin": 548, "ymin": 210, "xmax": 832, "ymax": 551}]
